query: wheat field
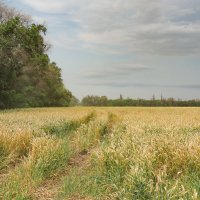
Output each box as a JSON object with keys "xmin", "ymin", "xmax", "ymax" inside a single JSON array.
[{"xmin": 0, "ymin": 107, "xmax": 200, "ymax": 200}]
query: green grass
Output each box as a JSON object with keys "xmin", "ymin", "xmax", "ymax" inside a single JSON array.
[
  {"xmin": 42, "ymin": 111, "xmax": 96, "ymax": 138},
  {"xmin": 0, "ymin": 137, "xmax": 72, "ymax": 199}
]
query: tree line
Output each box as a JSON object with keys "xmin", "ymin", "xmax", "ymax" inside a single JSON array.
[
  {"xmin": 0, "ymin": 2, "xmax": 72, "ymax": 109},
  {"xmin": 81, "ymin": 95, "xmax": 200, "ymax": 107}
]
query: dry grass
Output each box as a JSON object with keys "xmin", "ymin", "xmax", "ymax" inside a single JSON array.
[{"xmin": 0, "ymin": 107, "xmax": 200, "ymax": 199}]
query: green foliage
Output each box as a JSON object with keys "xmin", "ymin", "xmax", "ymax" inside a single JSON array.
[
  {"xmin": 81, "ymin": 95, "xmax": 200, "ymax": 107},
  {"xmin": 0, "ymin": 4, "xmax": 72, "ymax": 109},
  {"xmin": 43, "ymin": 120, "xmax": 81, "ymax": 138},
  {"xmin": 69, "ymin": 96, "xmax": 80, "ymax": 106},
  {"xmin": 42, "ymin": 112, "xmax": 96, "ymax": 138},
  {"xmin": 81, "ymin": 95, "xmax": 108, "ymax": 106}
]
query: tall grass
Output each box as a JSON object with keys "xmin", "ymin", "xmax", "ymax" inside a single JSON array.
[
  {"xmin": 59, "ymin": 108, "xmax": 200, "ymax": 199},
  {"xmin": 0, "ymin": 131, "xmax": 32, "ymax": 171},
  {"xmin": 0, "ymin": 136, "xmax": 72, "ymax": 199},
  {"xmin": 1, "ymin": 107, "xmax": 200, "ymax": 199},
  {"xmin": 82, "ymin": 116, "xmax": 200, "ymax": 199},
  {"xmin": 0, "ymin": 111, "xmax": 97, "ymax": 199},
  {"xmin": 42, "ymin": 111, "xmax": 96, "ymax": 138}
]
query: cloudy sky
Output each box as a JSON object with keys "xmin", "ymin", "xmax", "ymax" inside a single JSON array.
[{"xmin": 6, "ymin": 0, "xmax": 200, "ymax": 100}]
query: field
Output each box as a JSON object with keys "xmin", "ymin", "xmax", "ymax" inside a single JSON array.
[{"xmin": 0, "ymin": 107, "xmax": 200, "ymax": 200}]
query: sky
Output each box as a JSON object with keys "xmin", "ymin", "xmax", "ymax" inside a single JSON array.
[{"xmin": 6, "ymin": 0, "xmax": 200, "ymax": 100}]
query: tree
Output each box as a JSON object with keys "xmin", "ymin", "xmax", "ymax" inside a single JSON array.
[
  {"xmin": 70, "ymin": 96, "xmax": 80, "ymax": 106},
  {"xmin": 81, "ymin": 95, "xmax": 108, "ymax": 106},
  {"xmin": 43, "ymin": 62, "xmax": 72, "ymax": 106},
  {"xmin": 0, "ymin": 2, "xmax": 72, "ymax": 108}
]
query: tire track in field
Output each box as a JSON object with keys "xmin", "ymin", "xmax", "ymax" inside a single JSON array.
[
  {"xmin": 32, "ymin": 150, "xmax": 92, "ymax": 200},
  {"xmin": 31, "ymin": 112, "xmax": 119, "ymax": 200},
  {"xmin": 31, "ymin": 112, "xmax": 98, "ymax": 200},
  {"xmin": 0, "ymin": 112, "xmax": 96, "ymax": 200}
]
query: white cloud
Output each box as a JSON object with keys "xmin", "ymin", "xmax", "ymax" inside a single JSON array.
[
  {"xmin": 22, "ymin": 0, "xmax": 200, "ymax": 55},
  {"xmin": 83, "ymin": 64, "xmax": 152, "ymax": 80},
  {"xmin": 22, "ymin": 0, "xmax": 69, "ymax": 13},
  {"xmin": 47, "ymin": 33, "xmax": 81, "ymax": 50}
]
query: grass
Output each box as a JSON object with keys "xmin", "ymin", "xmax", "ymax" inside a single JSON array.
[
  {"xmin": 0, "ymin": 110, "xmax": 96, "ymax": 199},
  {"xmin": 0, "ymin": 131, "xmax": 32, "ymax": 171},
  {"xmin": 0, "ymin": 107, "xmax": 200, "ymax": 199},
  {"xmin": 42, "ymin": 111, "xmax": 96, "ymax": 138}
]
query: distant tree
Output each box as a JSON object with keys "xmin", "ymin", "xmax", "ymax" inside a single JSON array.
[
  {"xmin": 70, "ymin": 96, "xmax": 80, "ymax": 106},
  {"xmin": 81, "ymin": 95, "xmax": 108, "ymax": 106},
  {"xmin": 81, "ymin": 95, "xmax": 200, "ymax": 107},
  {"xmin": 160, "ymin": 94, "xmax": 163, "ymax": 101}
]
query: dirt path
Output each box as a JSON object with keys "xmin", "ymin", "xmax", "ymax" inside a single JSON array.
[
  {"xmin": 32, "ymin": 150, "xmax": 92, "ymax": 200},
  {"xmin": 29, "ymin": 112, "xmax": 115, "ymax": 199}
]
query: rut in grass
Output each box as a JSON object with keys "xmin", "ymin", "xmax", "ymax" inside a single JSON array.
[
  {"xmin": 31, "ymin": 112, "xmax": 120, "ymax": 200},
  {"xmin": 58, "ymin": 113, "xmax": 121, "ymax": 200},
  {"xmin": 32, "ymin": 147, "xmax": 92, "ymax": 200},
  {"xmin": 2, "ymin": 108, "xmax": 200, "ymax": 199},
  {"xmin": 0, "ymin": 112, "xmax": 96, "ymax": 200},
  {"xmin": 0, "ymin": 109, "xmax": 95, "ymax": 176},
  {"xmin": 0, "ymin": 112, "xmax": 95, "ymax": 175}
]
